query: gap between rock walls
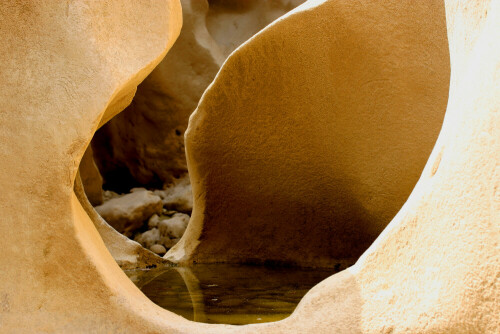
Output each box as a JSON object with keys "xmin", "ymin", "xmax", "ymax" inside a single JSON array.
[{"xmin": 80, "ymin": 0, "xmax": 307, "ymax": 260}]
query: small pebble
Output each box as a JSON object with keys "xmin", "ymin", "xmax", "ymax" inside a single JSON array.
[{"xmin": 149, "ymin": 244, "xmax": 167, "ymax": 255}]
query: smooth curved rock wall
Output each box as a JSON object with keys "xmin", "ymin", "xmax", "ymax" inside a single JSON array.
[
  {"xmin": 1, "ymin": 0, "xmax": 498, "ymax": 332},
  {"xmin": 79, "ymin": 146, "xmax": 104, "ymax": 206},
  {"xmin": 280, "ymin": 0, "xmax": 500, "ymax": 331},
  {"xmin": 0, "ymin": 1, "xmax": 184, "ymax": 330},
  {"xmin": 167, "ymin": 0, "xmax": 451, "ymax": 267},
  {"xmin": 91, "ymin": 0, "xmax": 305, "ymax": 191}
]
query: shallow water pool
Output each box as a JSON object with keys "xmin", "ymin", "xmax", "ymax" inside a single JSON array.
[{"xmin": 125, "ymin": 264, "xmax": 337, "ymax": 325}]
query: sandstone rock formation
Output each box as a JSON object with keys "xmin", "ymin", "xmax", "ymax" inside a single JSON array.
[
  {"xmin": 205, "ymin": 0, "xmax": 306, "ymax": 57},
  {"xmin": 90, "ymin": 0, "xmax": 223, "ymax": 190},
  {"xmin": 90, "ymin": 0, "xmax": 305, "ymax": 191},
  {"xmin": 167, "ymin": 0, "xmax": 451, "ymax": 267},
  {"xmin": 1, "ymin": 0, "xmax": 498, "ymax": 332},
  {"xmin": 0, "ymin": 0, "xmax": 186, "ymax": 331},
  {"xmin": 274, "ymin": 0, "xmax": 500, "ymax": 331}
]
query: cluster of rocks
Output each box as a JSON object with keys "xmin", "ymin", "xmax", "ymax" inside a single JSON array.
[{"xmin": 95, "ymin": 176, "xmax": 192, "ymax": 256}]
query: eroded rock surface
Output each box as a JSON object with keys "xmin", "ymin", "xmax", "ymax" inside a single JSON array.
[
  {"xmin": 0, "ymin": 0, "xmax": 186, "ymax": 331},
  {"xmin": 75, "ymin": 175, "xmax": 167, "ymax": 270},
  {"xmin": 281, "ymin": 1, "xmax": 500, "ymax": 332},
  {"xmin": 91, "ymin": 0, "xmax": 305, "ymax": 191},
  {"xmin": 168, "ymin": 0, "xmax": 451, "ymax": 267},
  {"xmin": 1, "ymin": 0, "xmax": 498, "ymax": 332}
]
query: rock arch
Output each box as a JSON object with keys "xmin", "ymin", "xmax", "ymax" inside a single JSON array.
[{"xmin": 0, "ymin": 0, "xmax": 498, "ymax": 332}]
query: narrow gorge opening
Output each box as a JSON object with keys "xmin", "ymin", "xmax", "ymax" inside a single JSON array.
[
  {"xmin": 78, "ymin": 0, "xmax": 340, "ymax": 326},
  {"xmin": 6, "ymin": 0, "xmax": 497, "ymax": 331},
  {"xmin": 77, "ymin": 0, "xmax": 450, "ymax": 325}
]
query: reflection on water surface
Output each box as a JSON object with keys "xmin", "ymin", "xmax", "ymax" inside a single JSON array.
[{"xmin": 125, "ymin": 264, "xmax": 336, "ymax": 325}]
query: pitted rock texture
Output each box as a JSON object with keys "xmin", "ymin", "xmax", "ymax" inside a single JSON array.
[
  {"xmin": 91, "ymin": 0, "xmax": 305, "ymax": 191},
  {"xmin": 0, "ymin": 0, "xmax": 185, "ymax": 331},
  {"xmin": 168, "ymin": 0, "xmax": 451, "ymax": 267}
]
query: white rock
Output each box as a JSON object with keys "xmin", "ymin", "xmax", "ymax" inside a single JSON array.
[
  {"xmin": 158, "ymin": 213, "xmax": 190, "ymax": 239},
  {"xmin": 149, "ymin": 244, "xmax": 167, "ymax": 255},
  {"xmin": 134, "ymin": 228, "xmax": 160, "ymax": 249},
  {"xmin": 159, "ymin": 175, "xmax": 193, "ymax": 213},
  {"xmin": 95, "ymin": 189, "xmax": 163, "ymax": 234}
]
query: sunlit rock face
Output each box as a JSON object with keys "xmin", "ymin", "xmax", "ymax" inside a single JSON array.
[
  {"xmin": 0, "ymin": 1, "xmax": 185, "ymax": 331},
  {"xmin": 168, "ymin": 0, "xmax": 451, "ymax": 267},
  {"xmin": 1, "ymin": 0, "xmax": 498, "ymax": 332},
  {"xmin": 283, "ymin": 0, "xmax": 500, "ymax": 332},
  {"xmin": 90, "ymin": 0, "xmax": 305, "ymax": 191}
]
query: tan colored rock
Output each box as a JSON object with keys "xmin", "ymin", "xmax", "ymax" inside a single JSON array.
[
  {"xmin": 95, "ymin": 188, "xmax": 163, "ymax": 235},
  {"xmin": 91, "ymin": 0, "xmax": 305, "ymax": 189},
  {"xmin": 91, "ymin": 0, "xmax": 224, "ymax": 189},
  {"xmin": 79, "ymin": 146, "xmax": 103, "ymax": 206},
  {"xmin": 168, "ymin": 0, "xmax": 451, "ymax": 267},
  {"xmin": 148, "ymin": 213, "xmax": 161, "ymax": 228},
  {"xmin": 0, "ymin": 0, "xmax": 186, "ymax": 331},
  {"xmin": 75, "ymin": 174, "xmax": 166, "ymax": 270},
  {"xmin": 275, "ymin": 0, "xmax": 500, "ymax": 332},
  {"xmin": 1, "ymin": 0, "xmax": 498, "ymax": 332}
]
